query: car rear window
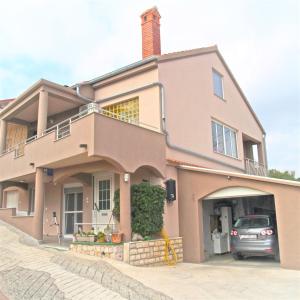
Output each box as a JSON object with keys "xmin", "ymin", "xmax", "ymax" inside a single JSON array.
[{"xmin": 234, "ymin": 217, "xmax": 270, "ymax": 228}]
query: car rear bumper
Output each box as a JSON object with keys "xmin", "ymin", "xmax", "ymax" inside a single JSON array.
[{"xmin": 231, "ymin": 238, "xmax": 277, "ymax": 256}]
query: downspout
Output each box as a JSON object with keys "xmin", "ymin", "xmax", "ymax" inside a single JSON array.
[
  {"xmin": 158, "ymin": 83, "xmax": 245, "ymax": 172},
  {"xmin": 93, "ymin": 81, "xmax": 245, "ymax": 172},
  {"xmin": 262, "ymin": 134, "xmax": 268, "ymax": 173},
  {"xmin": 75, "ymin": 84, "xmax": 94, "ymax": 102}
]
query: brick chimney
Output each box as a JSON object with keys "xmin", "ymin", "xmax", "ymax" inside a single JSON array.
[{"xmin": 141, "ymin": 7, "xmax": 161, "ymax": 59}]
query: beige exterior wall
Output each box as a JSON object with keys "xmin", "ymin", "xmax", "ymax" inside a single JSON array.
[
  {"xmin": 158, "ymin": 52, "xmax": 266, "ymax": 172},
  {"xmin": 94, "ymin": 68, "xmax": 161, "ymax": 131},
  {"xmin": 177, "ymin": 168, "xmax": 300, "ymax": 270}
]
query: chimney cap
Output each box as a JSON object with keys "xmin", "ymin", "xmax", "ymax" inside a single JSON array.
[{"xmin": 140, "ymin": 6, "xmax": 161, "ymax": 18}]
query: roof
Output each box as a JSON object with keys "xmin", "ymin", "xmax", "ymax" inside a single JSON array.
[
  {"xmin": 0, "ymin": 98, "xmax": 14, "ymax": 110},
  {"xmin": 84, "ymin": 45, "xmax": 265, "ymax": 133}
]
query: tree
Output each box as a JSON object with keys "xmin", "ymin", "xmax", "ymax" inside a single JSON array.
[{"xmin": 268, "ymin": 169, "xmax": 300, "ymax": 181}]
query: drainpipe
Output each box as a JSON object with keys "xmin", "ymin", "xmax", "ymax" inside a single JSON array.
[
  {"xmin": 75, "ymin": 84, "xmax": 94, "ymax": 102},
  {"xmin": 158, "ymin": 83, "xmax": 245, "ymax": 172},
  {"xmin": 94, "ymin": 81, "xmax": 244, "ymax": 172},
  {"xmin": 262, "ymin": 134, "xmax": 268, "ymax": 173}
]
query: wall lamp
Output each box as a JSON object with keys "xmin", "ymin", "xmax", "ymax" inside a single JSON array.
[{"xmin": 124, "ymin": 173, "xmax": 130, "ymax": 182}]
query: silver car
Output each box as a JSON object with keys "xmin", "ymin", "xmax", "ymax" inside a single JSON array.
[{"xmin": 230, "ymin": 215, "xmax": 279, "ymax": 261}]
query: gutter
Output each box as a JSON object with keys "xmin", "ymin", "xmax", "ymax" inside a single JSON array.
[
  {"xmin": 95, "ymin": 81, "xmax": 245, "ymax": 173},
  {"xmin": 75, "ymin": 84, "xmax": 94, "ymax": 102}
]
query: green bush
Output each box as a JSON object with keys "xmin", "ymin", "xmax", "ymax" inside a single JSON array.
[{"xmin": 113, "ymin": 182, "xmax": 166, "ymax": 237}]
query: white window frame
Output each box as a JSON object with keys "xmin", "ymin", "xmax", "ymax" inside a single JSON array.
[
  {"xmin": 212, "ymin": 120, "xmax": 238, "ymax": 158},
  {"xmin": 63, "ymin": 183, "xmax": 84, "ymax": 238},
  {"xmin": 212, "ymin": 69, "xmax": 224, "ymax": 99}
]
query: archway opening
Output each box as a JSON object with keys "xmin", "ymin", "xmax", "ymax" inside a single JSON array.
[{"xmin": 201, "ymin": 187, "xmax": 279, "ymax": 266}]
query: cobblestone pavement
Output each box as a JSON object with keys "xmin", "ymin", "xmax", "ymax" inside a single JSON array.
[{"xmin": 0, "ymin": 224, "xmax": 125, "ymax": 300}]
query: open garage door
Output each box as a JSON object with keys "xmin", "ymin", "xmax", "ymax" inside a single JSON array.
[{"xmin": 202, "ymin": 187, "xmax": 279, "ymax": 265}]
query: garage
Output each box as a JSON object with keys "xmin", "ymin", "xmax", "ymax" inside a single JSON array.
[
  {"xmin": 202, "ymin": 187, "xmax": 279, "ymax": 264},
  {"xmin": 177, "ymin": 166, "xmax": 300, "ymax": 270}
]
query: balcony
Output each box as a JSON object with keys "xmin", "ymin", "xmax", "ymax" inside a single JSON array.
[
  {"xmin": 0, "ymin": 106, "xmax": 166, "ymax": 182},
  {"xmin": 244, "ymin": 158, "xmax": 267, "ymax": 176}
]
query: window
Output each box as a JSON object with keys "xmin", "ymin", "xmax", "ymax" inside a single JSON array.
[
  {"xmin": 103, "ymin": 98, "xmax": 139, "ymax": 124},
  {"xmin": 213, "ymin": 70, "xmax": 224, "ymax": 99},
  {"xmin": 212, "ymin": 121, "xmax": 237, "ymax": 158},
  {"xmin": 98, "ymin": 179, "xmax": 111, "ymax": 210}
]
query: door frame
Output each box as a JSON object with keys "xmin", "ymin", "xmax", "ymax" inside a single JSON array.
[
  {"xmin": 93, "ymin": 171, "xmax": 115, "ymax": 229},
  {"xmin": 63, "ymin": 183, "xmax": 83, "ymax": 238}
]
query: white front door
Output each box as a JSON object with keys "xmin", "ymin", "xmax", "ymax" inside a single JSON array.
[
  {"xmin": 6, "ymin": 191, "xmax": 19, "ymax": 210},
  {"xmin": 63, "ymin": 187, "xmax": 83, "ymax": 237},
  {"xmin": 93, "ymin": 173, "xmax": 115, "ymax": 232}
]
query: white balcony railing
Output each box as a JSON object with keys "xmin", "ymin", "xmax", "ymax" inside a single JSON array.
[{"xmin": 245, "ymin": 158, "xmax": 267, "ymax": 176}]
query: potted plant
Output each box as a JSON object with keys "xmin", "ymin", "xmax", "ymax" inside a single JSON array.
[
  {"xmin": 104, "ymin": 225, "xmax": 113, "ymax": 242},
  {"xmin": 75, "ymin": 231, "xmax": 96, "ymax": 242},
  {"xmin": 111, "ymin": 232, "xmax": 123, "ymax": 243},
  {"xmin": 97, "ymin": 231, "xmax": 105, "ymax": 243}
]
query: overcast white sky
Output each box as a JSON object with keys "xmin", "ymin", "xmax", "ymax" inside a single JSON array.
[{"xmin": 0, "ymin": 0, "xmax": 299, "ymax": 175}]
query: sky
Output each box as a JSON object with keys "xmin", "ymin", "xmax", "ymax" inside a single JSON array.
[{"xmin": 0, "ymin": 0, "xmax": 299, "ymax": 175}]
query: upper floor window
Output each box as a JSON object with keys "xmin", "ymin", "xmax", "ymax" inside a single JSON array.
[
  {"xmin": 103, "ymin": 98, "xmax": 139, "ymax": 124},
  {"xmin": 213, "ymin": 69, "xmax": 224, "ymax": 99},
  {"xmin": 212, "ymin": 120, "xmax": 237, "ymax": 158}
]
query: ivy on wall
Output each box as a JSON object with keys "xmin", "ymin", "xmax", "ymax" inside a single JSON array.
[{"xmin": 113, "ymin": 182, "xmax": 166, "ymax": 237}]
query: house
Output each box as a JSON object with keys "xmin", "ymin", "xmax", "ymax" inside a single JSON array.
[{"xmin": 0, "ymin": 7, "xmax": 299, "ymax": 269}]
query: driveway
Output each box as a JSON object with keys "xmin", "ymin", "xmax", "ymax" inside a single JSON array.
[
  {"xmin": 0, "ymin": 220, "xmax": 299, "ymax": 300},
  {"xmin": 106, "ymin": 253, "xmax": 300, "ymax": 300}
]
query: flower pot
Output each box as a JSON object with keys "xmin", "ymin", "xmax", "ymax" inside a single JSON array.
[
  {"xmin": 76, "ymin": 235, "xmax": 96, "ymax": 242},
  {"xmin": 97, "ymin": 237, "xmax": 105, "ymax": 243},
  {"xmin": 112, "ymin": 233, "xmax": 123, "ymax": 244}
]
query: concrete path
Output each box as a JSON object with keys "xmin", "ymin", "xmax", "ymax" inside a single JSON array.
[{"xmin": 0, "ymin": 223, "xmax": 124, "ymax": 300}]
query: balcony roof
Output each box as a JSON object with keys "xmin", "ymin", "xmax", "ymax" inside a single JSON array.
[{"xmin": 0, "ymin": 79, "xmax": 88, "ymax": 122}]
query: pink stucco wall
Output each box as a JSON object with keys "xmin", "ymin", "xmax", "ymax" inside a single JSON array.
[{"xmin": 158, "ymin": 52, "xmax": 266, "ymax": 172}]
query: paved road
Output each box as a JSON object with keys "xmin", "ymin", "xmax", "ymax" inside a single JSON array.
[{"xmin": 0, "ymin": 223, "xmax": 124, "ymax": 300}]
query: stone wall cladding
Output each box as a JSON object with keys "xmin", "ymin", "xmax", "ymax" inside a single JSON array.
[
  {"xmin": 128, "ymin": 237, "xmax": 183, "ymax": 266},
  {"xmin": 70, "ymin": 243, "xmax": 124, "ymax": 261}
]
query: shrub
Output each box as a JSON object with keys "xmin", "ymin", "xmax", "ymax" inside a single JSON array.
[{"xmin": 113, "ymin": 182, "xmax": 166, "ymax": 237}]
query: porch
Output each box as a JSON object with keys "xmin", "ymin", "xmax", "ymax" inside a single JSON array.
[{"xmin": 0, "ymin": 162, "xmax": 165, "ymax": 243}]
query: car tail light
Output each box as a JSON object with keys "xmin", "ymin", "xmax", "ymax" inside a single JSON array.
[
  {"xmin": 230, "ymin": 229, "xmax": 238, "ymax": 236},
  {"xmin": 261, "ymin": 229, "xmax": 274, "ymax": 236}
]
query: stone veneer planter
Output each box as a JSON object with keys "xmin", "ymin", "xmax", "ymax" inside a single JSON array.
[
  {"xmin": 124, "ymin": 237, "xmax": 183, "ymax": 266},
  {"xmin": 70, "ymin": 242, "xmax": 124, "ymax": 261},
  {"xmin": 70, "ymin": 237, "xmax": 183, "ymax": 267}
]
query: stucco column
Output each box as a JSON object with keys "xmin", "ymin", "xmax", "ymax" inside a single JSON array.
[
  {"xmin": 0, "ymin": 119, "xmax": 7, "ymax": 154},
  {"xmin": 119, "ymin": 173, "xmax": 131, "ymax": 242},
  {"xmin": 33, "ymin": 168, "xmax": 45, "ymax": 241},
  {"xmin": 0, "ymin": 183, "xmax": 3, "ymax": 208},
  {"xmin": 37, "ymin": 90, "xmax": 48, "ymax": 137}
]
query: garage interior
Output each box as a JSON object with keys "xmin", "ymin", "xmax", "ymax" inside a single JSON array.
[{"xmin": 202, "ymin": 187, "xmax": 278, "ymax": 262}]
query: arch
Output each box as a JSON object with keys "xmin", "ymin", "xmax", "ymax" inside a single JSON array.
[
  {"xmin": 53, "ymin": 159, "xmax": 124, "ymax": 184},
  {"xmin": 133, "ymin": 164, "xmax": 165, "ymax": 179},
  {"xmin": 202, "ymin": 186, "xmax": 272, "ymax": 201}
]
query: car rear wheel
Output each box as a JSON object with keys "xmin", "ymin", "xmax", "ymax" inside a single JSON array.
[{"xmin": 232, "ymin": 253, "xmax": 243, "ymax": 260}]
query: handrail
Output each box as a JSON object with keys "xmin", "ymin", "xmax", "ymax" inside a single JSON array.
[
  {"xmin": 244, "ymin": 158, "xmax": 267, "ymax": 176},
  {"xmin": 0, "ymin": 103, "xmax": 160, "ymax": 156}
]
